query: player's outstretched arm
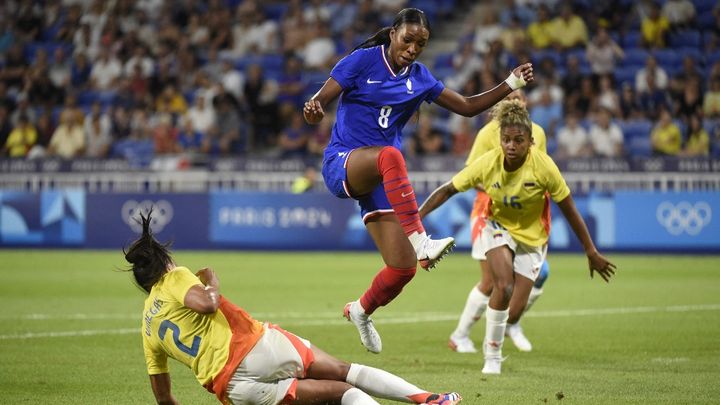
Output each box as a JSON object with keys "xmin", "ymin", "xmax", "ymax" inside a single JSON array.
[
  {"xmin": 557, "ymin": 195, "xmax": 616, "ymax": 282},
  {"xmin": 434, "ymin": 63, "xmax": 534, "ymax": 117},
  {"xmin": 183, "ymin": 268, "xmax": 220, "ymax": 314},
  {"xmin": 419, "ymin": 181, "xmax": 459, "ymax": 219},
  {"xmin": 149, "ymin": 373, "xmax": 179, "ymax": 405},
  {"xmin": 303, "ymin": 77, "xmax": 343, "ymax": 124}
]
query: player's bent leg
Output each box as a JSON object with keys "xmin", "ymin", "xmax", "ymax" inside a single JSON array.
[
  {"xmin": 293, "ymin": 379, "xmax": 376, "ymax": 405},
  {"xmin": 506, "ymin": 274, "xmax": 534, "ymax": 352},
  {"xmin": 482, "ymin": 246, "xmax": 514, "ymax": 374},
  {"xmin": 448, "ymin": 260, "xmax": 494, "ymax": 353}
]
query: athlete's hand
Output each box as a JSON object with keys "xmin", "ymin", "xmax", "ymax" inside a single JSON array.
[
  {"xmin": 303, "ymin": 99, "xmax": 325, "ymax": 124},
  {"xmin": 586, "ymin": 250, "xmax": 616, "ymax": 282},
  {"xmin": 196, "ymin": 267, "xmax": 219, "ymax": 289},
  {"xmin": 510, "ymin": 63, "xmax": 534, "ymax": 87}
]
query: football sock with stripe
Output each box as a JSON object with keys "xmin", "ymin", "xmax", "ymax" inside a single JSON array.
[
  {"xmin": 377, "ymin": 146, "xmax": 424, "ymax": 237},
  {"xmin": 360, "ymin": 265, "xmax": 416, "ymax": 314},
  {"xmin": 346, "ymin": 363, "xmax": 431, "ymax": 403}
]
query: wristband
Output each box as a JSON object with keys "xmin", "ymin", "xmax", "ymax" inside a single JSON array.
[{"xmin": 504, "ymin": 71, "xmax": 526, "ymax": 90}]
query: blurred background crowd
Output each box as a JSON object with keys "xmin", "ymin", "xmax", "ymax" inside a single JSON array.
[{"xmin": 0, "ymin": 0, "xmax": 719, "ymax": 167}]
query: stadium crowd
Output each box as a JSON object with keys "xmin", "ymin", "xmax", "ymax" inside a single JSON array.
[{"xmin": 0, "ymin": 0, "xmax": 719, "ymax": 166}]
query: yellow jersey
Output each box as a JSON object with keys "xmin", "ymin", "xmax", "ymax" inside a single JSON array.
[
  {"xmin": 142, "ymin": 267, "xmax": 264, "ymax": 403},
  {"xmin": 465, "ymin": 119, "xmax": 547, "ymax": 166},
  {"xmin": 452, "ymin": 148, "xmax": 570, "ymax": 246}
]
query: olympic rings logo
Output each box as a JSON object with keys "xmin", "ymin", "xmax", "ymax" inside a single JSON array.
[
  {"xmin": 121, "ymin": 200, "xmax": 174, "ymax": 233},
  {"xmin": 655, "ymin": 201, "xmax": 712, "ymax": 236}
]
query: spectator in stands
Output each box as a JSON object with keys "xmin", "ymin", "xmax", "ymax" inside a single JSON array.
[
  {"xmin": 291, "ymin": 165, "xmax": 319, "ymax": 193},
  {"xmin": 498, "ymin": 0, "xmax": 535, "ymax": 27},
  {"xmin": 220, "ymin": 59, "xmax": 245, "ymax": 102},
  {"xmin": 670, "ymin": 56, "xmax": 703, "ymax": 100},
  {"xmin": 0, "ymin": 107, "xmax": 11, "ymax": 149},
  {"xmin": 302, "ymin": 21, "xmax": 337, "ymax": 71},
  {"xmin": 661, "ymin": 0, "xmax": 695, "ymax": 30},
  {"xmin": 638, "ymin": 70, "xmax": 671, "ymax": 121},
  {"xmin": 635, "ymin": 55, "xmax": 668, "ymax": 94},
  {"xmin": 185, "ymin": 12, "xmax": 209, "ymax": 48},
  {"xmin": 49, "ymin": 47, "xmax": 71, "ymax": 90},
  {"xmin": 619, "ymin": 82, "xmax": 644, "ymax": 120},
  {"xmin": 177, "ymin": 117, "xmax": 207, "ymax": 155},
  {"xmin": 586, "ymin": 27, "xmax": 624, "ymax": 77},
  {"xmin": 30, "ymin": 112, "xmax": 56, "ymax": 158},
  {"xmin": 556, "ymin": 112, "xmax": 592, "ymax": 159},
  {"xmin": 213, "ymin": 92, "xmax": 244, "ymax": 154},
  {"xmin": 680, "ymin": 113, "xmax": 710, "ymax": 157},
  {"xmin": 3, "ymin": 115, "xmax": 37, "ymax": 158},
  {"xmin": 84, "ymin": 102, "xmax": 112, "ymax": 158},
  {"xmin": 418, "ymin": 129, "xmax": 447, "ymax": 156},
  {"xmin": 641, "ymin": 2, "xmax": 670, "ymax": 48},
  {"xmin": 124, "ymin": 45, "xmax": 154, "ymax": 79},
  {"xmin": 185, "ymin": 94, "xmax": 216, "ymax": 138},
  {"xmin": 527, "ymin": 4, "xmax": 555, "ymax": 50},
  {"xmin": 597, "ymin": 75, "xmax": 620, "ymax": 118},
  {"xmin": 500, "ymin": 15, "xmax": 528, "ymax": 54},
  {"xmin": 244, "ymin": 64, "xmax": 280, "ymax": 149},
  {"xmin": 561, "ymin": 55, "xmax": 586, "ymax": 98},
  {"xmin": 589, "ymin": 107, "xmax": 624, "ymax": 157},
  {"xmin": 674, "ymin": 78, "xmax": 703, "ymax": 124},
  {"xmin": 25, "ymin": 68, "xmax": 64, "ymax": 110},
  {"xmin": 529, "ymin": 87, "xmax": 562, "ymax": 137},
  {"xmin": 48, "ymin": 110, "xmax": 85, "ymax": 159},
  {"xmin": 277, "ymin": 111, "xmax": 310, "ymax": 158},
  {"xmin": 70, "ymin": 52, "xmax": 92, "ymax": 89},
  {"xmin": 0, "ymin": 44, "xmax": 28, "ymax": 91},
  {"xmin": 153, "ymin": 114, "xmax": 180, "ymax": 155},
  {"xmin": 473, "ymin": 10, "xmax": 503, "ymax": 55},
  {"xmin": 155, "ymin": 84, "xmax": 188, "ymax": 117},
  {"xmin": 703, "ymin": 76, "xmax": 720, "ymax": 118},
  {"xmin": 328, "ymin": 0, "xmax": 358, "ymax": 36},
  {"xmin": 551, "ymin": 3, "xmax": 589, "ymax": 50},
  {"xmin": 0, "ymin": 83, "xmax": 15, "ymax": 113},
  {"xmin": 307, "ymin": 114, "xmax": 332, "ymax": 157},
  {"xmin": 10, "ymin": 95, "xmax": 37, "ymax": 127},
  {"xmin": 230, "ymin": 1, "xmax": 279, "ymax": 58},
  {"xmin": 445, "ymin": 40, "xmax": 484, "ymax": 91},
  {"xmin": 277, "ymin": 55, "xmax": 306, "ymax": 109},
  {"xmin": 90, "ymin": 48, "xmax": 122, "ymax": 91},
  {"xmin": 651, "ymin": 107, "xmax": 682, "ymax": 156}
]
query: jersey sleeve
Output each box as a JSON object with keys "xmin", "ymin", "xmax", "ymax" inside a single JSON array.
[
  {"xmin": 451, "ymin": 153, "xmax": 487, "ymax": 192},
  {"xmin": 540, "ymin": 153, "xmax": 571, "ymax": 203},
  {"xmin": 330, "ymin": 50, "xmax": 364, "ymax": 90},
  {"xmin": 166, "ymin": 267, "xmax": 203, "ymax": 305},
  {"xmin": 144, "ymin": 336, "xmax": 169, "ymax": 375}
]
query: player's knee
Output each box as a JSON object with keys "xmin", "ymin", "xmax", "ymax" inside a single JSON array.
[
  {"xmin": 534, "ymin": 261, "xmax": 550, "ymax": 289},
  {"xmin": 378, "ymin": 145, "xmax": 404, "ymax": 165},
  {"xmin": 494, "ymin": 280, "xmax": 514, "ymax": 303}
]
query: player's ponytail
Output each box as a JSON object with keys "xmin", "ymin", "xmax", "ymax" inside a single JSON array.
[
  {"xmin": 494, "ymin": 99, "xmax": 532, "ymax": 135},
  {"xmin": 353, "ymin": 8, "xmax": 431, "ymax": 52},
  {"xmin": 123, "ymin": 209, "xmax": 174, "ymax": 293}
]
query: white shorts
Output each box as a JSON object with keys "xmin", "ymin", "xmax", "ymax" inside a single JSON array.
[
  {"xmin": 474, "ymin": 219, "xmax": 547, "ymax": 282},
  {"xmin": 226, "ymin": 324, "xmax": 314, "ymax": 405}
]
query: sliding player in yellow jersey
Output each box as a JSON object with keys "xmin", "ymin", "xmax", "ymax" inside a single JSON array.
[
  {"xmin": 125, "ymin": 211, "xmax": 461, "ymax": 405},
  {"xmin": 448, "ymin": 89, "xmax": 549, "ymax": 354},
  {"xmin": 419, "ymin": 99, "xmax": 615, "ymax": 375}
]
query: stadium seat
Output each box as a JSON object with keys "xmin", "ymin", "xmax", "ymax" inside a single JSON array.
[
  {"xmin": 531, "ymin": 49, "xmax": 562, "ymax": 67},
  {"xmin": 614, "ymin": 66, "xmax": 638, "ymax": 88},
  {"xmin": 620, "ymin": 119, "xmax": 652, "ymax": 142},
  {"xmin": 262, "ymin": 3, "xmax": 289, "ymax": 21},
  {"xmin": 628, "ymin": 135, "xmax": 653, "ymax": 157},
  {"xmin": 621, "ymin": 31, "xmax": 642, "ymax": 48},
  {"xmin": 707, "ymin": 50, "xmax": 720, "ymax": 67},
  {"xmin": 669, "ymin": 31, "xmax": 701, "ymax": 49},
  {"xmin": 623, "ymin": 48, "xmax": 649, "ymax": 68},
  {"xmin": 694, "ymin": 0, "xmax": 717, "ymax": 14},
  {"xmin": 409, "ymin": 0, "xmax": 439, "ymax": 23},
  {"xmin": 676, "ymin": 48, "xmax": 704, "ymax": 67},
  {"xmin": 651, "ymin": 49, "xmax": 679, "ymax": 70},
  {"xmin": 698, "ymin": 13, "xmax": 716, "ymax": 30}
]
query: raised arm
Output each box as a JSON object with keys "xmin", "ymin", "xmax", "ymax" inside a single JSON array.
[
  {"xmin": 183, "ymin": 268, "xmax": 220, "ymax": 314},
  {"xmin": 556, "ymin": 195, "xmax": 616, "ymax": 282},
  {"xmin": 149, "ymin": 373, "xmax": 179, "ymax": 405},
  {"xmin": 303, "ymin": 77, "xmax": 343, "ymax": 125},
  {"xmin": 419, "ymin": 181, "xmax": 460, "ymax": 219},
  {"xmin": 434, "ymin": 63, "xmax": 534, "ymax": 117}
]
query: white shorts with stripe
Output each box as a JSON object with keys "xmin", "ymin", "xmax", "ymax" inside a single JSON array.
[{"xmin": 475, "ymin": 219, "xmax": 548, "ymax": 282}]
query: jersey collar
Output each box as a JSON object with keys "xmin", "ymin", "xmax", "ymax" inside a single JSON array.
[{"xmin": 381, "ymin": 45, "xmax": 409, "ymax": 78}]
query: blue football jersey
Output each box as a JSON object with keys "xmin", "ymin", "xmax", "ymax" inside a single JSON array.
[{"xmin": 326, "ymin": 45, "xmax": 444, "ymax": 153}]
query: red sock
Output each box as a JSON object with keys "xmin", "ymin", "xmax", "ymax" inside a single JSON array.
[
  {"xmin": 377, "ymin": 146, "xmax": 425, "ymax": 236},
  {"xmin": 360, "ymin": 265, "xmax": 417, "ymax": 314}
]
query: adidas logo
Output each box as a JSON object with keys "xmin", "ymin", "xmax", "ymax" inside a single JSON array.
[{"xmin": 491, "ymin": 182, "xmax": 501, "ymax": 189}]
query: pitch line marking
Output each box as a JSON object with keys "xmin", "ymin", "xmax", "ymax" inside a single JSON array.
[{"xmin": 2, "ymin": 304, "xmax": 719, "ymax": 340}]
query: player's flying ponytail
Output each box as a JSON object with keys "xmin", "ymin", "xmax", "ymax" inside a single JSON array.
[
  {"xmin": 353, "ymin": 8, "xmax": 431, "ymax": 52},
  {"xmin": 123, "ymin": 209, "xmax": 174, "ymax": 293}
]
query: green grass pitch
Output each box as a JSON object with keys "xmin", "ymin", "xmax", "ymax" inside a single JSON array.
[{"xmin": 1, "ymin": 250, "xmax": 719, "ymax": 404}]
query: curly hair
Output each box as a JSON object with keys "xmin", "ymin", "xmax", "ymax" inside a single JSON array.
[
  {"xmin": 123, "ymin": 210, "xmax": 173, "ymax": 293},
  {"xmin": 492, "ymin": 99, "xmax": 532, "ymax": 135}
]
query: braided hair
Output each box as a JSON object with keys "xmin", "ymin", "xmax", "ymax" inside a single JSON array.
[
  {"xmin": 353, "ymin": 8, "xmax": 431, "ymax": 52},
  {"xmin": 123, "ymin": 210, "xmax": 173, "ymax": 293}
]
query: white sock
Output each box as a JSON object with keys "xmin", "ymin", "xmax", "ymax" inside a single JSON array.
[
  {"xmin": 407, "ymin": 231, "xmax": 427, "ymax": 252},
  {"xmin": 347, "ymin": 363, "xmax": 424, "ymax": 403},
  {"xmin": 342, "ymin": 387, "xmax": 381, "ymax": 405},
  {"xmin": 452, "ymin": 287, "xmax": 489, "ymax": 339},
  {"xmin": 525, "ymin": 287, "xmax": 543, "ymax": 312},
  {"xmin": 484, "ymin": 307, "xmax": 509, "ymax": 359}
]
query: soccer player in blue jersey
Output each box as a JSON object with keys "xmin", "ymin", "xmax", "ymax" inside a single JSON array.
[{"xmin": 303, "ymin": 8, "xmax": 534, "ymax": 354}]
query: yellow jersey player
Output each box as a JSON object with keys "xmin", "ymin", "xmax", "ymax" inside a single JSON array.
[
  {"xmin": 419, "ymin": 99, "xmax": 615, "ymax": 375},
  {"xmin": 125, "ymin": 211, "xmax": 462, "ymax": 405},
  {"xmin": 444, "ymin": 89, "xmax": 548, "ymax": 355}
]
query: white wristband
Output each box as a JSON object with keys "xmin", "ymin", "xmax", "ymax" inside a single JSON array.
[{"xmin": 504, "ymin": 71, "xmax": 526, "ymax": 91}]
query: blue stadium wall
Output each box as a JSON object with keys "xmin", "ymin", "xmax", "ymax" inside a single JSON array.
[{"xmin": 0, "ymin": 190, "xmax": 718, "ymax": 253}]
